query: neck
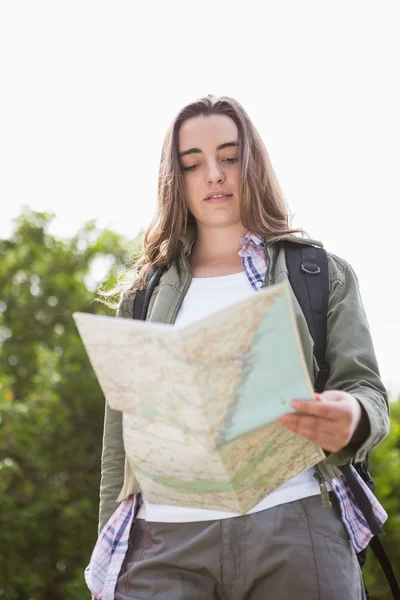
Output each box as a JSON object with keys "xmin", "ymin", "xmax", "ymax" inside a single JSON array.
[{"xmin": 191, "ymin": 222, "xmax": 248, "ymax": 265}]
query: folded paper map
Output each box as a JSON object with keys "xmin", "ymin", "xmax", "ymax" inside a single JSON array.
[{"xmin": 73, "ymin": 281, "xmax": 325, "ymax": 513}]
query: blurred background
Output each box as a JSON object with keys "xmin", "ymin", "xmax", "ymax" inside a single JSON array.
[{"xmin": 0, "ymin": 2, "xmax": 399, "ymax": 598}]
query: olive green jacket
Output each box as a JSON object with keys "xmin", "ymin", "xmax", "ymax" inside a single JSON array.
[{"xmin": 98, "ymin": 235, "xmax": 389, "ymax": 532}]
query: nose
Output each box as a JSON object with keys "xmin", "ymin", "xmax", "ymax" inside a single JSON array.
[{"xmin": 206, "ymin": 159, "xmax": 225, "ymax": 184}]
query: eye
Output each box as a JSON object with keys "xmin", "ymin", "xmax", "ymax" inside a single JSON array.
[
  {"xmin": 182, "ymin": 164, "xmax": 198, "ymax": 172},
  {"xmin": 223, "ymin": 157, "xmax": 239, "ymax": 164}
]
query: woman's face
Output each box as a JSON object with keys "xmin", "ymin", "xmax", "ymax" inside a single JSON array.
[{"xmin": 178, "ymin": 114, "xmax": 242, "ymax": 231}]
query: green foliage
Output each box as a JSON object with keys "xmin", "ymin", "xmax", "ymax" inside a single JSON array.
[
  {"xmin": 0, "ymin": 208, "xmax": 137, "ymax": 599},
  {"xmin": 363, "ymin": 399, "xmax": 400, "ymax": 599}
]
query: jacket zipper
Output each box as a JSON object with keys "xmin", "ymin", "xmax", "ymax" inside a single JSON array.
[
  {"xmin": 313, "ymin": 469, "xmax": 332, "ymax": 508},
  {"xmin": 169, "ymin": 258, "xmax": 192, "ymax": 324},
  {"xmin": 264, "ymin": 242, "xmax": 273, "ymax": 286}
]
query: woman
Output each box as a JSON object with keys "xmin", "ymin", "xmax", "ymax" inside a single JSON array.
[{"xmin": 88, "ymin": 95, "xmax": 389, "ymax": 600}]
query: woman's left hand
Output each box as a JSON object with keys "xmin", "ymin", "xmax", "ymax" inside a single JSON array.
[{"xmin": 280, "ymin": 390, "xmax": 367, "ymax": 453}]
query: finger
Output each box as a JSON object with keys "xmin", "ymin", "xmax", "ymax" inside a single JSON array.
[
  {"xmin": 294, "ymin": 428, "xmax": 345, "ymax": 453},
  {"xmin": 319, "ymin": 390, "xmax": 347, "ymax": 403},
  {"xmin": 290, "ymin": 399, "xmax": 344, "ymax": 420},
  {"xmin": 280, "ymin": 416, "xmax": 347, "ymax": 452},
  {"xmin": 280, "ymin": 414, "xmax": 340, "ymax": 438}
]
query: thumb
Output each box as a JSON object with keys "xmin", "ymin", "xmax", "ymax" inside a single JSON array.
[{"xmin": 318, "ymin": 390, "xmax": 346, "ymax": 403}]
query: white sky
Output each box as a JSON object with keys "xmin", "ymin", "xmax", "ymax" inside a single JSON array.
[{"xmin": 1, "ymin": 2, "xmax": 399, "ymax": 396}]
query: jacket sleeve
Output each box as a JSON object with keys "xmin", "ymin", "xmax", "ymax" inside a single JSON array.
[
  {"xmin": 324, "ymin": 254, "xmax": 390, "ymax": 466},
  {"xmin": 98, "ymin": 293, "xmax": 133, "ymax": 533}
]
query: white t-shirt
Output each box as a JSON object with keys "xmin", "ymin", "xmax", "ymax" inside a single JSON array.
[{"xmin": 137, "ymin": 271, "xmax": 320, "ymax": 522}]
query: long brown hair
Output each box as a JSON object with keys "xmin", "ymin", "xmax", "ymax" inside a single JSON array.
[{"xmin": 100, "ymin": 95, "xmax": 300, "ymax": 305}]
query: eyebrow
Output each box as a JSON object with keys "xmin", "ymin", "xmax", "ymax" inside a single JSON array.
[{"xmin": 179, "ymin": 141, "xmax": 239, "ymax": 158}]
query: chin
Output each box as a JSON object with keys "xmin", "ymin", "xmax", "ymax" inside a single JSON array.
[{"xmin": 207, "ymin": 217, "xmax": 242, "ymax": 228}]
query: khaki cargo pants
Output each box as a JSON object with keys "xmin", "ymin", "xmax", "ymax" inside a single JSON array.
[{"xmin": 115, "ymin": 493, "xmax": 366, "ymax": 600}]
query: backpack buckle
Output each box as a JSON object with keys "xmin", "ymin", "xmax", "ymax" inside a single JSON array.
[{"xmin": 301, "ymin": 262, "xmax": 321, "ymax": 274}]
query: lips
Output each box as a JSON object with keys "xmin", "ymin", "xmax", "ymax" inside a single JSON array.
[{"xmin": 204, "ymin": 191, "xmax": 233, "ymax": 201}]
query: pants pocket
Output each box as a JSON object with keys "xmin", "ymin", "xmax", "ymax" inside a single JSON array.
[
  {"xmin": 120, "ymin": 519, "xmax": 153, "ymax": 576},
  {"xmin": 292, "ymin": 493, "xmax": 351, "ymax": 546}
]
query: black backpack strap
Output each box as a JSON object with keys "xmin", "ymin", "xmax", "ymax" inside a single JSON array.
[
  {"xmin": 338, "ymin": 465, "xmax": 400, "ymax": 598},
  {"xmin": 132, "ymin": 267, "xmax": 164, "ymax": 321},
  {"xmin": 339, "ymin": 464, "xmax": 383, "ymax": 535},
  {"xmin": 369, "ymin": 536, "xmax": 400, "ymax": 599},
  {"xmin": 285, "ymin": 243, "xmax": 330, "ymax": 393}
]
